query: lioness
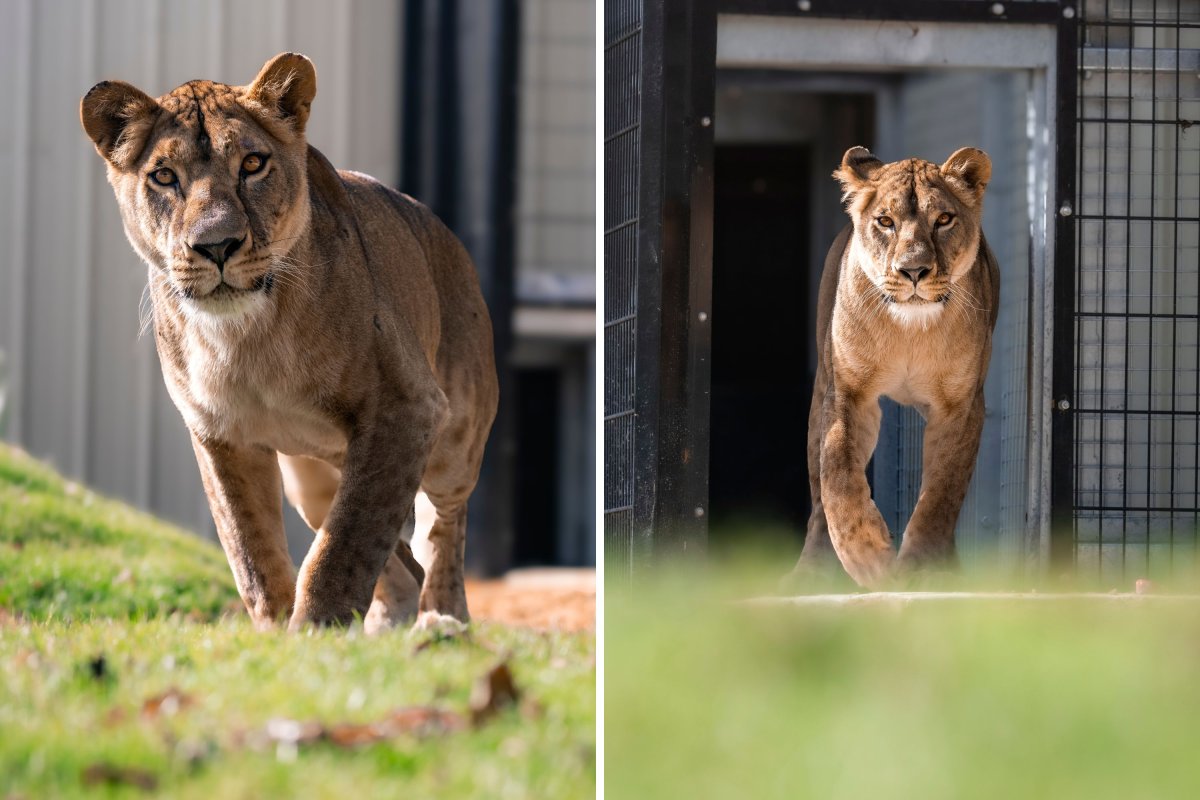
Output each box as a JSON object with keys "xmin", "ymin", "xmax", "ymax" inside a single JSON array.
[
  {"xmin": 80, "ymin": 53, "xmax": 498, "ymax": 630},
  {"xmin": 790, "ymin": 146, "xmax": 998, "ymax": 589}
]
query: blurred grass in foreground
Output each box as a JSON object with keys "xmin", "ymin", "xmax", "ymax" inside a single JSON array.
[
  {"xmin": 606, "ymin": 534, "xmax": 1200, "ymax": 800},
  {"xmin": 0, "ymin": 444, "xmax": 595, "ymax": 798}
]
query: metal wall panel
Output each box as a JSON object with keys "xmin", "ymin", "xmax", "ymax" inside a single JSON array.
[
  {"xmin": 518, "ymin": 0, "xmax": 596, "ymax": 303},
  {"xmin": 873, "ymin": 70, "xmax": 1034, "ymax": 572}
]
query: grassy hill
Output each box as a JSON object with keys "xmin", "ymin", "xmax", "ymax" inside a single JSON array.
[
  {"xmin": 0, "ymin": 443, "xmax": 237, "ymax": 620},
  {"xmin": 0, "ymin": 444, "xmax": 595, "ymax": 799}
]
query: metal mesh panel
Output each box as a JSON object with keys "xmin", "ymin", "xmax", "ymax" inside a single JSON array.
[
  {"xmin": 872, "ymin": 70, "xmax": 1032, "ymax": 569},
  {"xmin": 1073, "ymin": 0, "xmax": 1200, "ymax": 577},
  {"xmin": 604, "ymin": 0, "xmax": 642, "ymax": 577}
]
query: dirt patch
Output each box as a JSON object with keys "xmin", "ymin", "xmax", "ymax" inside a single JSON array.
[{"xmin": 466, "ymin": 569, "xmax": 595, "ymax": 632}]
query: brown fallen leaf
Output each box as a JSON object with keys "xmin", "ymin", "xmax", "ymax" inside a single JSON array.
[
  {"xmin": 380, "ymin": 706, "xmax": 467, "ymax": 737},
  {"xmin": 268, "ymin": 707, "xmax": 467, "ymax": 750},
  {"xmin": 324, "ymin": 722, "xmax": 384, "ymax": 748},
  {"xmin": 470, "ymin": 662, "xmax": 520, "ymax": 726},
  {"xmin": 141, "ymin": 687, "xmax": 196, "ymax": 720},
  {"xmin": 81, "ymin": 763, "xmax": 157, "ymax": 791}
]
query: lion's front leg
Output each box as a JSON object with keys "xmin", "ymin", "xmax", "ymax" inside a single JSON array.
[
  {"xmin": 820, "ymin": 392, "xmax": 895, "ymax": 588},
  {"xmin": 190, "ymin": 435, "xmax": 296, "ymax": 628},
  {"xmin": 289, "ymin": 389, "xmax": 446, "ymax": 630},
  {"xmin": 897, "ymin": 389, "xmax": 985, "ymax": 573},
  {"xmin": 781, "ymin": 366, "xmax": 843, "ymax": 593}
]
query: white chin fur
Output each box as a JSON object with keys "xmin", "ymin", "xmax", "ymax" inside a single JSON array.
[
  {"xmin": 179, "ymin": 288, "xmax": 267, "ymax": 326},
  {"xmin": 888, "ymin": 301, "xmax": 945, "ymax": 330}
]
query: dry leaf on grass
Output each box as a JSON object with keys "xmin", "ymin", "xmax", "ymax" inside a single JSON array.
[
  {"xmin": 470, "ymin": 662, "xmax": 520, "ymax": 726},
  {"xmin": 141, "ymin": 687, "xmax": 196, "ymax": 720},
  {"xmin": 81, "ymin": 763, "xmax": 157, "ymax": 791},
  {"xmin": 263, "ymin": 706, "xmax": 466, "ymax": 751},
  {"xmin": 380, "ymin": 706, "xmax": 467, "ymax": 736},
  {"xmin": 253, "ymin": 662, "xmax": 524, "ymax": 754}
]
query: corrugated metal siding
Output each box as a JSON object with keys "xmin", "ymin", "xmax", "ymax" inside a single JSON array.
[
  {"xmin": 517, "ymin": 0, "xmax": 595, "ymax": 303},
  {"xmin": 0, "ymin": 0, "xmax": 401, "ymax": 547}
]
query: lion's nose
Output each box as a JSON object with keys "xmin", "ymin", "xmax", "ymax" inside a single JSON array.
[
  {"xmin": 189, "ymin": 236, "xmax": 244, "ymax": 271},
  {"xmin": 899, "ymin": 265, "xmax": 930, "ymax": 285}
]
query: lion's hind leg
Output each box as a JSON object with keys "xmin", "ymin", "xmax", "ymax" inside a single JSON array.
[
  {"xmin": 278, "ymin": 453, "xmax": 423, "ymax": 632},
  {"xmin": 415, "ymin": 403, "xmax": 493, "ymax": 627},
  {"xmin": 364, "ymin": 508, "xmax": 424, "ymax": 634}
]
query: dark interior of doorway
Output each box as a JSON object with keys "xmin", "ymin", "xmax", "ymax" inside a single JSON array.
[
  {"xmin": 709, "ymin": 87, "xmax": 876, "ymax": 546},
  {"xmin": 710, "ymin": 145, "xmax": 813, "ymax": 535},
  {"xmin": 513, "ymin": 368, "xmax": 560, "ymax": 565}
]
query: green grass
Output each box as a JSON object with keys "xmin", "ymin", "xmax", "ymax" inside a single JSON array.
[
  {"xmin": 606, "ymin": 547, "xmax": 1200, "ymax": 800},
  {"xmin": 0, "ymin": 444, "xmax": 236, "ymax": 620},
  {"xmin": 0, "ymin": 444, "xmax": 595, "ymax": 798}
]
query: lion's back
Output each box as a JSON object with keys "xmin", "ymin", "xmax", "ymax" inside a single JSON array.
[{"xmin": 336, "ymin": 169, "xmax": 498, "ymax": 423}]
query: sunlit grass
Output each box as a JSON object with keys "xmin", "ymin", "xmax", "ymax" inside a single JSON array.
[
  {"xmin": 0, "ymin": 444, "xmax": 595, "ymax": 798},
  {"xmin": 606, "ymin": 538, "xmax": 1200, "ymax": 800},
  {"xmin": 0, "ymin": 444, "xmax": 236, "ymax": 620}
]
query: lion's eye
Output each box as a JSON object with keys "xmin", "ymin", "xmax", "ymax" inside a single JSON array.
[
  {"xmin": 935, "ymin": 212, "xmax": 955, "ymax": 226},
  {"xmin": 241, "ymin": 153, "xmax": 267, "ymax": 175},
  {"xmin": 877, "ymin": 216, "xmax": 894, "ymax": 229},
  {"xmin": 150, "ymin": 167, "xmax": 177, "ymax": 186}
]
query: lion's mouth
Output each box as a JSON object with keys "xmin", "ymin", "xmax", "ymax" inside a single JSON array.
[
  {"xmin": 181, "ymin": 271, "xmax": 274, "ymax": 301},
  {"xmin": 883, "ymin": 293, "xmax": 949, "ymax": 305}
]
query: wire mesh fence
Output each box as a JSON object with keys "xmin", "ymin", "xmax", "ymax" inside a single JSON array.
[
  {"xmin": 602, "ymin": 0, "xmax": 641, "ymax": 579},
  {"xmin": 1072, "ymin": 0, "xmax": 1200, "ymax": 577}
]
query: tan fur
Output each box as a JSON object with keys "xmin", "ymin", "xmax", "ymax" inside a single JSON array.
[
  {"xmin": 788, "ymin": 146, "xmax": 999, "ymax": 589},
  {"xmin": 81, "ymin": 53, "xmax": 498, "ymax": 630}
]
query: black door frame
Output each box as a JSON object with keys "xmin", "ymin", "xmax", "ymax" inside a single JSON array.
[{"xmin": 606, "ymin": 0, "xmax": 1078, "ymax": 571}]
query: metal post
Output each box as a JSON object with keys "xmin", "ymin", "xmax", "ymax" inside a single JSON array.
[
  {"xmin": 633, "ymin": 0, "xmax": 718, "ymax": 562},
  {"xmin": 401, "ymin": 0, "xmax": 519, "ymax": 576}
]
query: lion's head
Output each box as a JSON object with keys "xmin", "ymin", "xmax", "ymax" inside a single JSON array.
[
  {"xmin": 834, "ymin": 146, "xmax": 991, "ymax": 328},
  {"xmin": 80, "ymin": 53, "xmax": 317, "ymax": 321}
]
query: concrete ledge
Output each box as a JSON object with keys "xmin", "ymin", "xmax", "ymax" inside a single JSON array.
[{"xmin": 743, "ymin": 592, "xmax": 1200, "ymax": 608}]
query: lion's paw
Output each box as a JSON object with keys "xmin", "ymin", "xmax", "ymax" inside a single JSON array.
[{"xmin": 412, "ymin": 611, "xmax": 469, "ymax": 636}]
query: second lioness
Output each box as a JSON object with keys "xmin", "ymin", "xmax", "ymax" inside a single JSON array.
[
  {"xmin": 80, "ymin": 53, "xmax": 498, "ymax": 630},
  {"xmin": 791, "ymin": 146, "xmax": 999, "ymax": 589}
]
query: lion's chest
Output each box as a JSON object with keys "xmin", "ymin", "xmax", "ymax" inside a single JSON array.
[
  {"xmin": 833, "ymin": 319, "xmax": 981, "ymax": 413},
  {"xmin": 174, "ymin": 346, "xmax": 348, "ymax": 463},
  {"xmin": 867, "ymin": 345, "xmax": 982, "ymax": 414}
]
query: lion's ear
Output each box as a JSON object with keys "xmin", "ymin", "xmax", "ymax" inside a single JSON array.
[
  {"xmin": 80, "ymin": 80, "xmax": 160, "ymax": 168},
  {"xmin": 247, "ymin": 52, "xmax": 317, "ymax": 134},
  {"xmin": 833, "ymin": 146, "xmax": 883, "ymax": 201},
  {"xmin": 941, "ymin": 147, "xmax": 991, "ymax": 204}
]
